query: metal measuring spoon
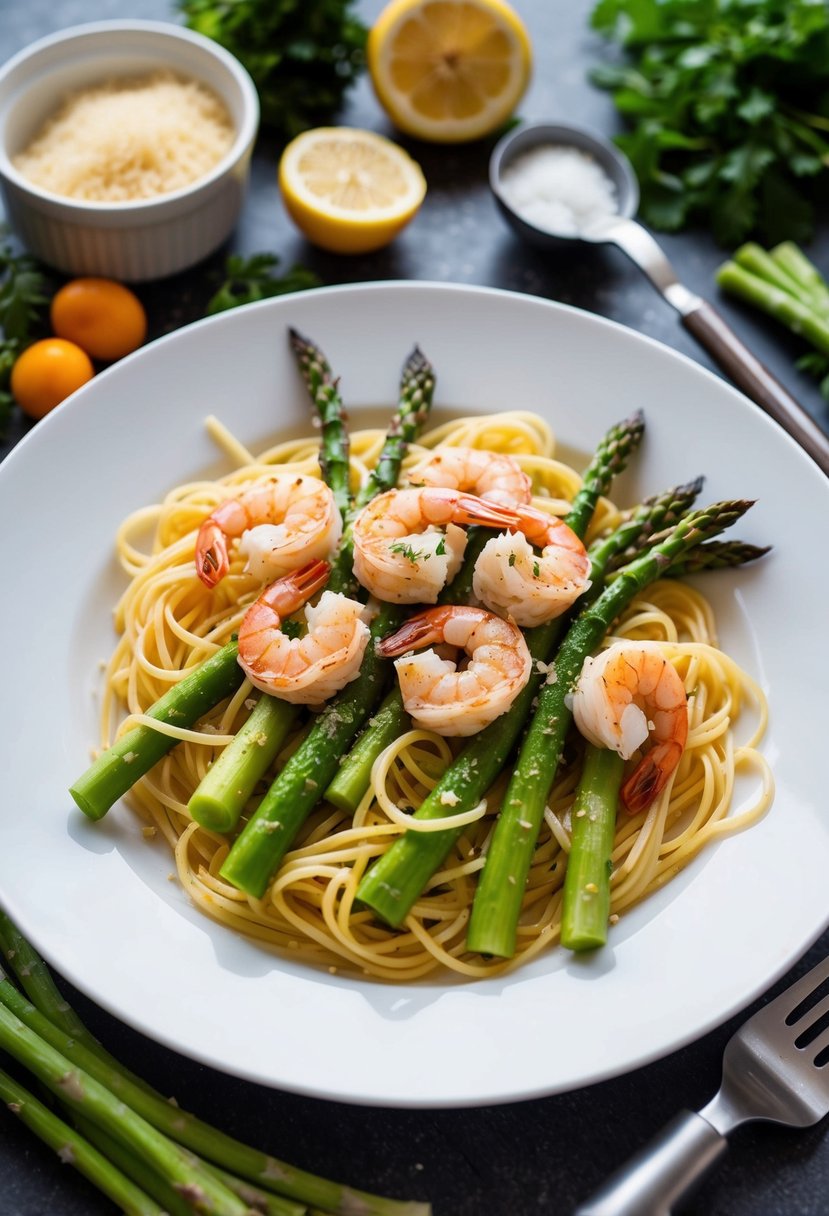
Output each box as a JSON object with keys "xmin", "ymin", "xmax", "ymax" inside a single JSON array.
[{"xmin": 490, "ymin": 121, "xmax": 829, "ymax": 476}]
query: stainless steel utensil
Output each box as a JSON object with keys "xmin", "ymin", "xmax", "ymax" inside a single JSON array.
[
  {"xmin": 489, "ymin": 122, "xmax": 829, "ymax": 477},
  {"xmin": 572, "ymin": 954, "xmax": 829, "ymax": 1215}
]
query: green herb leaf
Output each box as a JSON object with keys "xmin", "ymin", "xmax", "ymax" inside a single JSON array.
[
  {"xmin": 206, "ymin": 253, "xmax": 321, "ymax": 315},
  {"xmin": 389, "ymin": 541, "xmax": 427, "ymax": 563},
  {"xmin": 590, "ymin": 0, "xmax": 829, "ymax": 244}
]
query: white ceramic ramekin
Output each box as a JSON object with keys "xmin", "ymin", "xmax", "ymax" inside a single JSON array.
[{"xmin": 0, "ymin": 21, "xmax": 260, "ymax": 281}]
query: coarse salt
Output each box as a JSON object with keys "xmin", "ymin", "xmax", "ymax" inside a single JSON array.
[{"xmin": 500, "ymin": 144, "xmax": 618, "ymax": 237}]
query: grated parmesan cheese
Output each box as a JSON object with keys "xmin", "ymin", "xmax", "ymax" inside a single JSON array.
[{"xmin": 14, "ymin": 71, "xmax": 235, "ymax": 202}]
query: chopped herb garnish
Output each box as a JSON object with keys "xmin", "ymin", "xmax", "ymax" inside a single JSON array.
[
  {"xmin": 435, "ymin": 535, "xmax": 446, "ymax": 556},
  {"xmin": 533, "ymin": 560, "xmax": 540, "ymax": 578},
  {"xmin": 508, "ymin": 553, "xmax": 517, "ymax": 567},
  {"xmin": 389, "ymin": 541, "xmax": 427, "ymax": 563}
]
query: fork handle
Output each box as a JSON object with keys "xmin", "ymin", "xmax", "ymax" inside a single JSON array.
[{"xmin": 572, "ymin": 1110, "xmax": 728, "ymax": 1216}]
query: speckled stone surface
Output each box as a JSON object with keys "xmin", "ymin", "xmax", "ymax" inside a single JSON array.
[{"xmin": 1, "ymin": 2, "xmax": 828, "ymax": 1214}]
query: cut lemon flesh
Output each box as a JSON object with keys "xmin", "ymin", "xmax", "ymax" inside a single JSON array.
[
  {"xmin": 369, "ymin": 0, "xmax": 532, "ymax": 143},
  {"xmin": 278, "ymin": 127, "xmax": 427, "ymax": 254}
]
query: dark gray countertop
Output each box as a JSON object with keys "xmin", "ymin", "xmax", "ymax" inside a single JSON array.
[{"xmin": 2, "ymin": 2, "xmax": 828, "ymax": 1214}]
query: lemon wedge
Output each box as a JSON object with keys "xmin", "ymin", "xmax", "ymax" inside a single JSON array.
[
  {"xmin": 278, "ymin": 127, "xmax": 427, "ymax": 255},
  {"xmin": 368, "ymin": 0, "xmax": 532, "ymax": 143}
]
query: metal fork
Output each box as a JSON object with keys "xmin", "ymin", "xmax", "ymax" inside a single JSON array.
[{"xmin": 573, "ymin": 954, "xmax": 829, "ymax": 1215}]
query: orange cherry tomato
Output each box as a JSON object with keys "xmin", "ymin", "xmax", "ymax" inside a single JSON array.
[
  {"xmin": 50, "ymin": 277, "xmax": 147, "ymax": 362},
  {"xmin": 11, "ymin": 338, "xmax": 95, "ymax": 419}
]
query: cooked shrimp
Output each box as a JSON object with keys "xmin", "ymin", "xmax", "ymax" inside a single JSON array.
[
  {"xmin": 377, "ymin": 605, "xmax": 532, "ymax": 736},
  {"xmin": 472, "ymin": 504, "xmax": 591, "ymax": 627},
  {"xmin": 571, "ymin": 640, "xmax": 689, "ymax": 813},
  {"xmin": 195, "ymin": 474, "xmax": 342, "ymax": 589},
  {"xmin": 408, "ymin": 447, "xmax": 532, "ymax": 508},
  {"xmin": 352, "ymin": 487, "xmax": 522, "ymax": 605},
  {"xmin": 238, "ymin": 558, "xmax": 371, "ymax": 705}
]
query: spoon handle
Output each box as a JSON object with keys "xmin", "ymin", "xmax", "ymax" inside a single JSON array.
[{"xmin": 682, "ymin": 299, "xmax": 829, "ymax": 476}]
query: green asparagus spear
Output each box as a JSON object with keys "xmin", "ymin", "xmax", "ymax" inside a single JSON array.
[
  {"xmin": 355, "ymin": 412, "xmax": 646, "ymax": 928},
  {"xmin": 325, "ymin": 687, "xmax": 409, "ymax": 812},
  {"xmin": 666, "ymin": 539, "xmax": 771, "ymax": 577},
  {"xmin": 188, "ymin": 693, "xmax": 297, "ymax": 833},
  {"xmin": 0, "ymin": 975, "xmax": 428, "ymax": 1216},
  {"xmin": 0, "ymin": 1071, "xmax": 166, "ymax": 1216},
  {"xmin": 289, "ymin": 329, "xmax": 352, "ymax": 519},
  {"xmin": 715, "ymin": 261, "xmax": 829, "ymax": 355},
  {"xmin": 69, "ymin": 642, "xmax": 245, "ymax": 822},
  {"xmin": 466, "ymin": 499, "xmax": 753, "ymax": 959},
  {"xmin": 75, "ymin": 1116, "xmax": 305, "ymax": 1216},
  {"xmin": 559, "ymin": 745, "xmax": 625, "ymax": 952},
  {"xmin": 769, "ymin": 242, "xmax": 829, "ymax": 313}
]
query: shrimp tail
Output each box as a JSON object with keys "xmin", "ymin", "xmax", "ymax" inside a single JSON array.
[
  {"xmin": 621, "ymin": 740, "xmax": 684, "ymax": 814},
  {"xmin": 453, "ymin": 493, "xmax": 522, "ymax": 530},
  {"xmin": 195, "ymin": 521, "xmax": 230, "ymax": 588},
  {"xmin": 257, "ymin": 558, "xmax": 331, "ymax": 617},
  {"xmin": 376, "ymin": 606, "xmax": 454, "ymax": 657},
  {"xmin": 419, "ymin": 487, "xmax": 521, "ymax": 531}
]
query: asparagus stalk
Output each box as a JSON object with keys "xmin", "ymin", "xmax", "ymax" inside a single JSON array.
[
  {"xmin": 324, "ymin": 687, "xmax": 409, "ymax": 812},
  {"xmin": 666, "ymin": 539, "xmax": 771, "ymax": 576},
  {"xmin": 0, "ymin": 981, "xmax": 250, "ymax": 1215},
  {"xmin": 289, "ymin": 329, "xmax": 352, "ymax": 520},
  {"xmin": 0, "ymin": 1069, "xmax": 166, "ymax": 1216},
  {"xmin": 715, "ymin": 260, "xmax": 829, "ymax": 355},
  {"xmin": 323, "ymin": 529, "xmax": 490, "ymax": 814},
  {"xmin": 355, "ymin": 412, "xmax": 647, "ymax": 928},
  {"xmin": 769, "ymin": 242, "xmax": 829, "ymax": 313},
  {"xmin": 732, "ymin": 242, "xmax": 817, "ymax": 303},
  {"xmin": 72, "ymin": 1115, "xmax": 197, "ymax": 1216},
  {"xmin": 466, "ymin": 498, "xmax": 753, "ymax": 959},
  {"xmin": 75, "ymin": 1115, "xmax": 305, "ymax": 1216},
  {"xmin": 69, "ymin": 641, "xmax": 245, "ymax": 822},
  {"xmin": 188, "ymin": 694, "xmax": 297, "ymax": 833},
  {"xmin": 559, "ymin": 745, "xmax": 625, "ymax": 952},
  {"xmin": 0, "ymin": 919, "xmax": 424, "ymax": 1216}
]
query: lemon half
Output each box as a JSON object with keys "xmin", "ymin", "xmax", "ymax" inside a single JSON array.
[
  {"xmin": 278, "ymin": 127, "xmax": 427, "ymax": 255},
  {"xmin": 368, "ymin": 0, "xmax": 532, "ymax": 143}
]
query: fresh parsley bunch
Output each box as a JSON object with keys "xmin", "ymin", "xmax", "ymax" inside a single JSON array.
[
  {"xmin": 180, "ymin": 0, "xmax": 367, "ymax": 140},
  {"xmin": 590, "ymin": 0, "xmax": 829, "ymax": 245}
]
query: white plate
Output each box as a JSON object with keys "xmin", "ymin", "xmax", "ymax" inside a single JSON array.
[{"xmin": 1, "ymin": 282, "xmax": 826, "ymax": 1108}]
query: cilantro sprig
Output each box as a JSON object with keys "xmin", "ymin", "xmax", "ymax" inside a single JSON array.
[{"xmin": 590, "ymin": 0, "xmax": 829, "ymax": 245}]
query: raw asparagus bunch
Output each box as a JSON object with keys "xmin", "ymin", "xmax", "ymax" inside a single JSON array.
[
  {"xmin": 466, "ymin": 497, "xmax": 754, "ymax": 958},
  {"xmin": 716, "ymin": 242, "xmax": 829, "ymax": 398},
  {"xmin": 0, "ymin": 912, "xmax": 430, "ymax": 1216},
  {"xmin": 355, "ymin": 410, "xmax": 647, "ymax": 927}
]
